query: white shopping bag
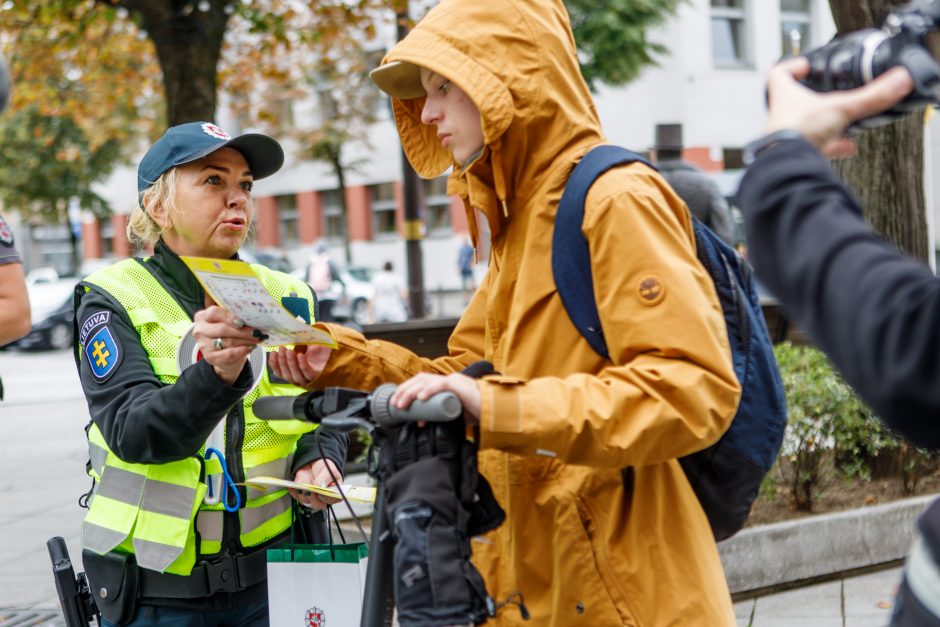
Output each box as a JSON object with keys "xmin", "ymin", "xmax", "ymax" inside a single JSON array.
[{"xmin": 267, "ymin": 543, "xmax": 369, "ymax": 627}]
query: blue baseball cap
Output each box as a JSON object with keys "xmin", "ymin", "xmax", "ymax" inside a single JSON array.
[{"xmin": 137, "ymin": 121, "xmax": 284, "ymax": 206}]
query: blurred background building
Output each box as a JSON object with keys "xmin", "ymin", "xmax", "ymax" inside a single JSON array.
[{"xmin": 28, "ymin": 0, "xmax": 940, "ymax": 308}]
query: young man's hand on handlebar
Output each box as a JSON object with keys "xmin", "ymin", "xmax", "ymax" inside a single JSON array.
[
  {"xmin": 391, "ymin": 372, "xmax": 481, "ymax": 425},
  {"xmin": 269, "ymin": 346, "xmax": 481, "ymax": 424}
]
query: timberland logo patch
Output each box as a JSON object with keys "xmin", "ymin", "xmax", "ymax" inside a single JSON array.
[
  {"xmin": 636, "ymin": 276, "xmax": 665, "ymax": 306},
  {"xmin": 80, "ymin": 311, "xmax": 111, "ymax": 345}
]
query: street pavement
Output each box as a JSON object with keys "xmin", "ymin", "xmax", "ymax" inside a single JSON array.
[{"xmin": 0, "ymin": 348, "xmax": 915, "ymax": 626}]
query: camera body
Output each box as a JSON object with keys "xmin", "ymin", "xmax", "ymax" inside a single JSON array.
[{"xmin": 803, "ymin": 0, "xmax": 940, "ymax": 127}]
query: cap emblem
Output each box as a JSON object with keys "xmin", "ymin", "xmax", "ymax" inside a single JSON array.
[{"xmin": 201, "ymin": 123, "xmax": 231, "ymax": 140}]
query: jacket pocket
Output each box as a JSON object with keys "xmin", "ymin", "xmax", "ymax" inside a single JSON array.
[
  {"xmin": 572, "ymin": 495, "xmax": 636, "ymax": 626},
  {"xmin": 550, "ymin": 496, "xmax": 632, "ymax": 626}
]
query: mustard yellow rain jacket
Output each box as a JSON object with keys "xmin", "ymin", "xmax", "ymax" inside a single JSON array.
[{"xmin": 317, "ymin": 0, "xmax": 741, "ymax": 624}]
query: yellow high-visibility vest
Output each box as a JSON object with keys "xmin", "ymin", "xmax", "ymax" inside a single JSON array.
[{"xmin": 78, "ymin": 258, "xmax": 315, "ymax": 574}]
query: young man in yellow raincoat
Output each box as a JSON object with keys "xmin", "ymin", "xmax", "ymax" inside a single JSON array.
[{"xmin": 271, "ymin": 0, "xmax": 741, "ymax": 624}]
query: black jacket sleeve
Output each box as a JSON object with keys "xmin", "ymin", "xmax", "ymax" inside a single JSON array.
[
  {"xmin": 737, "ymin": 137, "xmax": 940, "ymax": 449},
  {"xmin": 77, "ymin": 288, "xmax": 254, "ymax": 464},
  {"xmin": 292, "ymin": 428, "xmax": 349, "ymax": 477}
]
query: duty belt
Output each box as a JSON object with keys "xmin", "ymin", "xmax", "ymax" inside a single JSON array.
[{"xmin": 139, "ymin": 549, "xmax": 268, "ymax": 598}]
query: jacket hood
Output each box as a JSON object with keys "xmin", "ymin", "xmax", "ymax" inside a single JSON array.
[{"xmin": 371, "ymin": 0, "xmax": 604, "ymax": 241}]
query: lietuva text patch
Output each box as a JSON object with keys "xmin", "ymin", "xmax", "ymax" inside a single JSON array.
[{"xmin": 80, "ymin": 310, "xmax": 111, "ymax": 346}]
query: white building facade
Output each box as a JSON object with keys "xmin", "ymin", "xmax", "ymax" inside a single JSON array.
[{"xmin": 74, "ymin": 1, "xmax": 940, "ymax": 290}]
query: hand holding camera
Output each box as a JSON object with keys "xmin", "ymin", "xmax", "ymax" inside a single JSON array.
[
  {"xmin": 761, "ymin": 0, "xmax": 940, "ymax": 158},
  {"xmin": 802, "ymin": 0, "xmax": 940, "ymax": 127},
  {"xmin": 764, "ymin": 58, "xmax": 913, "ymax": 158}
]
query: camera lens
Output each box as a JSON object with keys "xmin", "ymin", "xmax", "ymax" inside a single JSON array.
[{"xmin": 804, "ymin": 30, "xmax": 888, "ymax": 93}]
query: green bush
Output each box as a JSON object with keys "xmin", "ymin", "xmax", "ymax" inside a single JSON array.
[
  {"xmin": 773, "ymin": 343, "xmax": 841, "ymax": 510},
  {"xmin": 772, "ymin": 342, "xmax": 937, "ymax": 509}
]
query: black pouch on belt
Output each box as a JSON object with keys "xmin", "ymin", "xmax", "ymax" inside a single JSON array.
[{"xmin": 82, "ymin": 549, "xmax": 139, "ymax": 625}]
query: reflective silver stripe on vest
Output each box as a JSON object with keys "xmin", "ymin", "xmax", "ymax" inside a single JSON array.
[
  {"xmin": 83, "ymin": 521, "xmax": 129, "ymax": 555},
  {"xmin": 141, "ymin": 478, "xmax": 197, "ymax": 519},
  {"xmin": 245, "ymin": 457, "xmax": 292, "ymax": 499},
  {"xmin": 133, "ymin": 537, "xmax": 183, "ymax": 574},
  {"xmin": 241, "ymin": 493, "xmax": 292, "ymax": 535},
  {"xmin": 95, "ymin": 466, "xmax": 147, "ymax": 505},
  {"xmin": 196, "ymin": 510, "xmax": 223, "ymax": 544},
  {"xmin": 89, "ymin": 441, "xmax": 107, "ymax": 478}
]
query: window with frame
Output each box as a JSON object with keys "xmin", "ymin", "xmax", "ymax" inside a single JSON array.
[
  {"xmin": 277, "ymin": 194, "xmax": 299, "ymax": 246},
  {"xmin": 711, "ymin": 0, "xmax": 750, "ymax": 67},
  {"xmin": 780, "ymin": 0, "xmax": 811, "ymax": 56},
  {"xmin": 371, "ymin": 182, "xmax": 398, "ymax": 237},
  {"xmin": 320, "ymin": 189, "xmax": 344, "ymax": 241},
  {"xmin": 101, "ymin": 220, "xmax": 115, "ymax": 256},
  {"xmin": 422, "ymin": 176, "xmax": 452, "ymax": 234}
]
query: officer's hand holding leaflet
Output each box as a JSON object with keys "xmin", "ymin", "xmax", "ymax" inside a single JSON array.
[{"xmin": 191, "ymin": 304, "xmax": 263, "ymax": 385}]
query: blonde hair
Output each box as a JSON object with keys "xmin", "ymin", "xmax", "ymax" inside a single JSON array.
[{"xmin": 127, "ymin": 167, "xmax": 180, "ymax": 249}]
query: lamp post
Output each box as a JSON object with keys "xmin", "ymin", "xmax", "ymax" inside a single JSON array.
[{"xmin": 395, "ymin": 1, "xmax": 427, "ymax": 318}]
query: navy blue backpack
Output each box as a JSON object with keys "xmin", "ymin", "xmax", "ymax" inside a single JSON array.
[{"xmin": 552, "ymin": 145, "xmax": 787, "ymax": 541}]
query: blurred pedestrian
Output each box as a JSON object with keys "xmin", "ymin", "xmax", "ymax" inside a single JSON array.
[
  {"xmin": 306, "ymin": 243, "xmax": 340, "ymax": 321},
  {"xmin": 371, "ymin": 261, "xmax": 409, "ymax": 323},
  {"xmin": 457, "ymin": 237, "xmax": 475, "ymax": 302},
  {"xmin": 653, "ymin": 123, "xmax": 737, "ymax": 246},
  {"xmin": 735, "ymin": 57, "xmax": 933, "ymax": 626}
]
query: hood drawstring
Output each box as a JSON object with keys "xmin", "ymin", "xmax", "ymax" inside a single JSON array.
[
  {"xmin": 447, "ymin": 173, "xmax": 480, "ymax": 252},
  {"xmin": 490, "ymin": 139, "xmax": 509, "ymax": 218}
]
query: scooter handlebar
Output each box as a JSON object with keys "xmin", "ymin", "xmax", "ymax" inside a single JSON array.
[{"xmin": 369, "ymin": 383, "xmax": 462, "ymax": 427}]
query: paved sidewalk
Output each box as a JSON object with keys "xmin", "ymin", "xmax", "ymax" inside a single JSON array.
[
  {"xmin": 734, "ymin": 566, "xmax": 902, "ymax": 627},
  {"xmin": 0, "ymin": 349, "xmax": 917, "ymax": 627}
]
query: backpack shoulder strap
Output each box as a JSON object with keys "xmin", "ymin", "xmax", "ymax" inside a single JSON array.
[{"xmin": 552, "ymin": 145, "xmax": 656, "ymax": 359}]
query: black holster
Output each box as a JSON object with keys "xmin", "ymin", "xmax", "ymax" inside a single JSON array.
[{"xmin": 82, "ymin": 550, "xmax": 139, "ymax": 625}]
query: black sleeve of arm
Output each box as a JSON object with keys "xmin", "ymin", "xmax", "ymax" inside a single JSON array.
[
  {"xmin": 292, "ymin": 428, "xmax": 349, "ymax": 476},
  {"xmin": 737, "ymin": 138, "xmax": 940, "ymax": 448},
  {"xmin": 77, "ymin": 289, "xmax": 254, "ymax": 464}
]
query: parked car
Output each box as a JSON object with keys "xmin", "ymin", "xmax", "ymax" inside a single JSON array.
[
  {"xmin": 1, "ymin": 275, "xmax": 80, "ymax": 351},
  {"xmin": 291, "ymin": 264, "xmax": 375, "ymax": 326},
  {"xmin": 331, "ymin": 269, "xmax": 376, "ymax": 326},
  {"xmin": 20, "ymin": 294, "xmax": 73, "ymax": 350},
  {"xmin": 239, "ymin": 247, "xmax": 294, "ymax": 274}
]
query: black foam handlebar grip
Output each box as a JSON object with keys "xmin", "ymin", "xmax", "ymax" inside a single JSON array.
[{"xmin": 369, "ymin": 383, "xmax": 462, "ymax": 427}]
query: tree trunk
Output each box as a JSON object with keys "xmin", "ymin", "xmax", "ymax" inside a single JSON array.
[
  {"xmin": 113, "ymin": 1, "xmax": 232, "ymax": 125},
  {"xmin": 828, "ymin": 0, "xmax": 930, "ymax": 263},
  {"xmin": 333, "ymin": 150, "xmax": 353, "ymax": 266}
]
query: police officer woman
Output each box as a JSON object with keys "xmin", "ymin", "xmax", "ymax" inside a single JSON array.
[{"xmin": 73, "ymin": 122, "xmax": 347, "ymax": 626}]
